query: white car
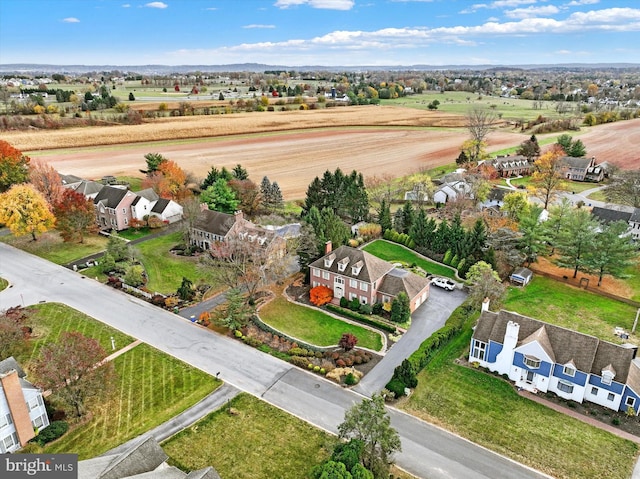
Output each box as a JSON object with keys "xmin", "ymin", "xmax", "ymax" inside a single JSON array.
[{"xmin": 431, "ymin": 277, "xmax": 456, "ymax": 291}]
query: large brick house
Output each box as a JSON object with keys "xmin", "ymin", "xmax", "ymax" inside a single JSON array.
[
  {"xmin": 560, "ymin": 156, "xmax": 605, "ymax": 182},
  {"xmin": 309, "ymin": 244, "xmax": 430, "ymax": 312},
  {"xmin": 491, "ymin": 155, "xmax": 531, "ymax": 178},
  {"xmin": 0, "ymin": 357, "xmax": 50, "ymax": 453},
  {"xmin": 470, "ymin": 305, "xmax": 640, "ymax": 415}
]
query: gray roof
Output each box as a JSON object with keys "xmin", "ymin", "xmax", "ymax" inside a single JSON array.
[
  {"xmin": 94, "ymin": 186, "xmax": 129, "ymax": 208},
  {"xmin": 79, "ymin": 436, "xmax": 220, "ymax": 479},
  {"xmin": 309, "ymin": 245, "xmax": 394, "ymax": 284},
  {"xmin": 473, "ymin": 310, "xmax": 636, "ymax": 382},
  {"xmin": 487, "ymin": 188, "xmax": 508, "ymax": 202},
  {"xmin": 60, "ymin": 173, "xmax": 83, "ymax": 185},
  {"xmin": 378, "ymin": 268, "xmax": 430, "ymax": 299},
  {"xmin": 137, "ymin": 188, "xmax": 160, "ymax": 202},
  {"xmin": 591, "ymin": 206, "xmax": 632, "ymax": 224},
  {"xmin": 561, "ymin": 156, "xmax": 592, "ymax": 169},
  {"xmin": 510, "ymin": 267, "xmax": 532, "ymax": 280},
  {"xmin": 0, "ymin": 356, "xmax": 26, "ymax": 377},
  {"xmin": 193, "ymin": 209, "xmax": 236, "ymax": 237},
  {"xmin": 70, "ymin": 180, "xmax": 104, "ymax": 196},
  {"xmin": 151, "ymin": 198, "xmax": 170, "ymax": 214}
]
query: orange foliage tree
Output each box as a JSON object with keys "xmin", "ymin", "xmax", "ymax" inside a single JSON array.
[
  {"xmin": 0, "ymin": 140, "xmax": 30, "ymax": 193},
  {"xmin": 310, "ymin": 285, "xmax": 334, "ymax": 306},
  {"xmin": 54, "ymin": 189, "xmax": 98, "ymax": 243},
  {"xmin": 142, "ymin": 159, "xmax": 190, "ymax": 200},
  {"xmin": 30, "ymin": 159, "xmax": 64, "ymax": 208}
]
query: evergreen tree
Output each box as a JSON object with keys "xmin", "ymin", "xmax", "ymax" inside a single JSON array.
[
  {"xmin": 393, "ymin": 209, "xmax": 405, "ymax": 234},
  {"xmin": 232, "ymin": 164, "xmax": 249, "ymax": 180},
  {"xmin": 409, "ymin": 208, "xmax": 429, "ymax": 249},
  {"xmin": 377, "ymin": 199, "xmax": 392, "ymax": 234},
  {"xmin": 269, "ymin": 181, "xmax": 284, "ymax": 212},
  {"xmin": 401, "ymin": 201, "xmax": 414, "ymax": 235},
  {"xmin": 433, "ymin": 219, "xmax": 450, "ymax": 255},
  {"xmin": 449, "ymin": 214, "xmax": 466, "ymax": 257},
  {"xmin": 260, "ymin": 176, "xmax": 272, "ymax": 206},
  {"xmin": 466, "ymin": 218, "xmax": 487, "ymax": 260},
  {"xmin": 390, "ymin": 292, "xmax": 410, "ymax": 323}
]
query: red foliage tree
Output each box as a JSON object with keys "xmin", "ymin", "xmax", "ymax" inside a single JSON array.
[
  {"xmin": 339, "ymin": 333, "xmax": 358, "ymax": 352},
  {"xmin": 32, "ymin": 331, "xmax": 116, "ymax": 417},
  {"xmin": 54, "ymin": 188, "xmax": 99, "ymax": 243},
  {"xmin": 310, "ymin": 285, "xmax": 334, "ymax": 306},
  {"xmin": 0, "ymin": 140, "xmax": 30, "ymax": 193}
]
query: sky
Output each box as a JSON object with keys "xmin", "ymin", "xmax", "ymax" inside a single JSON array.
[{"xmin": 0, "ymin": 0, "xmax": 639, "ymax": 67}]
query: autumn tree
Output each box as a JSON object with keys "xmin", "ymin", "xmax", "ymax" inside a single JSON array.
[
  {"xmin": 229, "ymin": 178, "xmax": 261, "ymax": 216},
  {"xmin": 0, "ymin": 184, "xmax": 55, "ymax": 240},
  {"xmin": 0, "ymin": 140, "xmax": 30, "ymax": 192},
  {"xmin": 54, "ymin": 188, "xmax": 98, "ymax": 243},
  {"xmin": 516, "ymin": 135, "xmax": 540, "ymax": 162},
  {"xmin": 310, "ymin": 285, "xmax": 333, "ymax": 306},
  {"xmin": 0, "ymin": 306, "xmax": 32, "ymax": 359},
  {"xmin": 460, "ymin": 139, "xmax": 488, "ymax": 164},
  {"xmin": 338, "ymin": 394, "xmax": 401, "ymax": 479},
  {"xmin": 339, "ymin": 333, "xmax": 358, "ymax": 352},
  {"xmin": 29, "ymin": 159, "xmax": 64, "ymax": 207},
  {"xmin": 142, "ymin": 159, "xmax": 189, "ymax": 200},
  {"xmin": 465, "ymin": 108, "xmax": 495, "ymax": 162},
  {"xmin": 365, "ymin": 173, "xmax": 403, "ymax": 214},
  {"xmin": 604, "ymin": 169, "xmax": 640, "ymax": 208},
  {"xmin": 33, "ymin": 331, "xmax": 116, "ymax": 417},
  {"xmin": 530, "ymin": 145, "xmax": 565, "ymax": 208},
  {"xmin": 502, "ymin": 191, "xmax": 530, "ymax": 220}
]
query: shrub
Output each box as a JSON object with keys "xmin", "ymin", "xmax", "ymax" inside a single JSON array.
[
  {"xmin": 359, "ymin": 303, "xmax": 372, "ymax": 315},
  {"xmin": 234, "ymin": 330, "xmax": 243, "ymax": 338},
  {"xmin": 612, "ymin": 417, "xmax": 621, "ymax": 426},
  {"xmin": 372, "ymin": 302, "xmax": 383, "ymax": 315},
  {"xmin": 391, "ymin": 359, "xmax": 418, "ymax": 389},
  {"xmin": 325, "ymin": 304, "xmax": 396, "ymax": 333},
  {"xmin": 289, "ymin": 356, "xmax": 310, "ymax": 368},
  {"xmin": 340, "ymin": 297, "xmax": 348, "ymax": 308},
  {"xmin": 310, "ymin": 285, "xmax": 333, "ymax": 306},
  {"xmin": 349, "ymin": 297, "xmax": 360, "ymax": 311},
  {"xmin": 313, "ymin": 365, "xmax": 321, "ymax": 372},
  {"xmin": 344, "ymin": 372, "xmax": 358, "ymax": 385},
  {"xmin": 336, "ymin": 359, "xmax": 346, "ymax": 368},
  {"xmin": 33, "ymin": 421, "xmax": 68, "ymax": 446},
  {"xmin": 385, "ymin": 378, "xmax": 406, "ymax": 398},
  {"xmin": 339, "ymin": 333, "xmax": 358, "ymax": 352}
]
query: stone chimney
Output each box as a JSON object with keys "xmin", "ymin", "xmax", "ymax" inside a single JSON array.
[
  {"xmin": 325, "ymin": 241, "xmax": 332, "ymax": 255},
  {"xmin": 0, "ymin": 370, "xmax": 35, "ymax": 446},
  {"xmin": 481, "ymin": 297, "xmax": 490, "ymax": 312}
]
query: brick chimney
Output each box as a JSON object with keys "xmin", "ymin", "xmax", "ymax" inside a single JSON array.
[
  {"xmin": 0, "ymin": 370, "xmax": 35, "ymax": 446},
  {"xmin": 234, "ymin": 210, "xmax": 244, "ymax": 221},
  {"xmin": 325, "ymin": 241, "xmax": 332, "ymax": 255}
]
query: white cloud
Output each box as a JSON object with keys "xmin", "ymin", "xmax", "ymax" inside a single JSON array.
[
  {"xmin": 205, "ymin": 7, "xmax": 217, "ymax": 10},
  {"xmin": 145, "ymin": 2, "xmax": 168, "ymax": 8},
  {"xmin": 555, "ymin": 49, "xmax": 572, "ymax": 54},
  {"xmin": 122, "ymin": 4, "xmax": 131, "ymax": 7},
  {"xmin": 462, "ymin": 0, "xmax": 536, "ymax": 13},
  {"xmin": 243, "ymin": 24, "xmax": 276, "ymax": 29},
  {"xmin": 505, "ymin": 5, "xmax": 560, "ymax": 19},
  {"xmin": 566, "ymin": 0, "xmax": 599, "ymax": 6},
  {"xmin": 274, "ymin": 0, "xmax": 355, "ymax": 10},
  {"xmin": 62, "ymin": 17, "xmax": 80, "ymax": 23}
]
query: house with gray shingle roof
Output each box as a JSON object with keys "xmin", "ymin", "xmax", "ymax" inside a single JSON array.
[
  {"xmin": 590, "ymin": 205, "xmax": 640, "ymax": 240},
  {"xmin": 560, "ymin": 156, "xmax": 604, "ymax": 182},
  {"xmin": 79, "ymin": 436, "xmax": 220, "ymax": 479},
  {"xmin": 309, "ymin": 244, "xmax": 430, "ymax": 312},
  {"xmin": 470, "ymin": 308, "xmax": 640, "ymax": 414}
]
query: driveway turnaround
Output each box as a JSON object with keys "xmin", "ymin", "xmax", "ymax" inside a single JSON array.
[{"xmin": 0, "ymin": 243, "xmax": 549, "ymax": 479}]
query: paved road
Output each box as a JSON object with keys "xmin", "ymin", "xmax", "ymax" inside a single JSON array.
[
  {"xmin": 0, "ymin": 243, "xmax": 549, "ymax": 479},
  {"xmin": 355, "ymin": 285, "xmax": 467, "ymax": 396}
]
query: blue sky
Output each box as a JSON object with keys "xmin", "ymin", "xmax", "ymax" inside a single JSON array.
[{"xmin": 1, "ymin": 0, "xmax": 638, "ymax": 66}]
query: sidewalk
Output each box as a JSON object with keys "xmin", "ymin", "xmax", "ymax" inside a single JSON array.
[{"xmin": 518, "ymin": 389, "xmax": 640, "ymax": 444}]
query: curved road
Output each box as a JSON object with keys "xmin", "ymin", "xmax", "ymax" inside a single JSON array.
[{"xmin": 0, "ymin": 243, "xmax": 549, "ymax": 479}]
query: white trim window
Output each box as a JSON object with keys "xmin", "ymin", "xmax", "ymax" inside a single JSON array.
[
  {"xmin": 607, "ymin": 393, "xmax": 615, "ymax": 401},
  {"xmin": 626, "ymin": 396, "xmax": 636, "ymax": 408},
  {"xmin": 591, "ymin": 387, "xmax": 599, "ymax": 395},
  {"xmin": 471, "ymin": 340, "xmax": 487, "ymax": 361},
  {"xmin": 360, "ymin": 296, "xmax": 368, "ymax": 305},
  {"xmin": 350, "ymin": 279, "xmax": 358, "ymax": 288},
  {"xmin": 322, "ymin": 271, "xmax": 330, "ymax": 280},
  {"xmin": 563, "ymin": 365, "xmax": 575, "ymax": 377},
  {"xmin": 523, "ymin": 356, "xmax": 541, "ymax": 369},
  {"xmin": 0, "ymin": 413, "xmax": 10, "ymax": 429},
  {"xmin": 360, "ymin": 282, "xmax": 368, "ymax": 291},
  {"xmin": 557, "ymin": 380, "xmax": 574, "ymax": 394}
]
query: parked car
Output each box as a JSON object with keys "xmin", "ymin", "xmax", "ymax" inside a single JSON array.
[{"xmin": 431, "ymin": 277, "xmax": 455, "ymax": 291}]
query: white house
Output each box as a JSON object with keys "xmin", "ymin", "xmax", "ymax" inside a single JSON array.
[{"xmin": 433, "ymin": 180, "xmax": 472, "ymax": 204}]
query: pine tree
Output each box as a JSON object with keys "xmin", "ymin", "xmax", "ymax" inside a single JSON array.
[{"xmin": 378, "ymin": 199, "xmax": 392, "ymax": 234}]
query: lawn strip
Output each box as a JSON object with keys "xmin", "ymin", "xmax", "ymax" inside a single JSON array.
[
  {"xmin": 163, "ymin": 393, "xmax": 336, "ymax": 479},
  {"xmin": 259, "ymin": 295, "xmax": 383, "ymax": 351},
  {"xmin": 363, "ymin": 239, "xmax": 457, "ymax": 279},
  {"xmin": 0, "ymin": 232, "xmax": 108, "ymax": 265}
]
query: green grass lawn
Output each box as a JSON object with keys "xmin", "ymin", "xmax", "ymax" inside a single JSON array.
[
  {"xmin": 363, "ymin": 239, "xmax": 457, "ymax": 279},
  {"xmin": 45, "ymin": 342, "xmax": 219, "ymax": 459},
  {"xmin": 403, "ymin": 324, "xmax": 638, "ymax": 479},
  {"xmin": 0, "ymin": 232, "xmax": 108, "ymax": 264},
  {"xmin": 134, "ymin": 231, "xmax": 218, "ymax": 294},
  {"xmin": 0, "ymin": 277, "xmax": 7, "ymax": 292},
  {"xmin": 17, "ymin": 303, "xmax": 134, "ymax": 365},
  {"xmin": 259, "ymin": 295, "xmax": 383, "ymax": 351},
  {"xmin": 163, "ymin": 393, "xmax": 336, "ymax": 479},
  {"xmin": 117, "ymin": 176, "xmax": 143, "ymax": 191},
  {"xmin": 117, "ymin": 227, "xmax": 154, "ymax": 241},
  {"xmin": 503, "ymin": 276, "xmax": 638, "ymax": 342}
]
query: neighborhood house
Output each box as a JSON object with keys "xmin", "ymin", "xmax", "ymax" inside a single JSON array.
[
  {"xmin": 309, "ymin": 243, "xmax": 430, "ymax": 312},
  {"xmin": 560, "ymin": 156, "xmax": 604, "ymax": 182},
  {"xmin": 0, "ymin": 357, "xmax": 50, "ymax": 453},
  {"xmin": 470, "ymin": 305, "xmax": 640, "ymax": 415}
]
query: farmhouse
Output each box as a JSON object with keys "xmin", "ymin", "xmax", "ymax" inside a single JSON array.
[
  {"xmin": 0, "ymin": 357, "xmax": 50, "ymax": 453},
  {"xmin": 309, "ymin": 243, "xmax": 430, "ymax": 312},
  {"xmin": 469, "ymin": 306, "xmax": 640, "ymax": 415}
]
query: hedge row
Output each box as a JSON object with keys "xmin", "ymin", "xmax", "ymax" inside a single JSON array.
[
  {"xmin": 326, "ymin": 304, "xmax": 397, "ymax": 333},
  {"xmin": 407, "ymin": 303, "xmax": 477, "ymax": 372}
]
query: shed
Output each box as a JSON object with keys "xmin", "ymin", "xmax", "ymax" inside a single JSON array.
[{"xmin": 510, "ymin": 267, "xmax": 533, "ymax": 286}]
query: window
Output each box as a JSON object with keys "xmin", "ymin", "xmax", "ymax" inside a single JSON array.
[
  {"xmin": 350, "ymin": 279, "xmax": 358, "ymax": 288},
  {"xmin": 32, "ymin": 415, "xmax": 45, "ymax": 429},
  {"xmin": 312, "ymin": 268, "xmax": 319, "ymax": 277},
  {"xmin": 523, "ymin": 356, "xmax": 540, "ymax": 369},
  {"xmin": 350, "ymin": 293, "xmax": 357, "ymax": 301},
  {"xmin": 557, "ymin": 380, "xmax": 574, "ymax": 394},
  {"xmin": 322, "ymin": 271, "xmax": 330, "ymax": 280},
  {"xmin": 591, "ymin": 387, "xmax": 599, "ymax": 396},
  {"xmin": 27, "ymin": 397, "xmax": 39, "ymax": 412},
  {"xmin": 607, "ymin": 393, "xmax": 615, "ymax": 401},
  {"xmin": 626, "ymin": 396, "xmax": 636, "ymax": 408},
  {"xmin": 602, "ymin": 373, "xmax": 613, "ymax": 385},
  {"xmin": 360, "ymin": 296, "xmax": 368, "ymax": 304},
  {"xmin": 124, "ymin": 217, "xmax": 128, "ymax": 225},
  {"xmin": 563, "ymin": 365, "xmax": 575, "ymax": 377},
  {"xmin": 360, "ymin": 282, "xmax": 368, "ymax": 292},
  {"xmin": 0, "ymin": 414, "xmax": 9, "ymax": 429},
  {"xmin": 471, "ymin": 340, "xmax": 486, "ymax": 361},
  {"xmin": 122, "ymin": 208, "xmax": 126, "ymax": 213},
  {"xmin": 2, "ymin": 433, "xmax": 17, "ymax": 451}
]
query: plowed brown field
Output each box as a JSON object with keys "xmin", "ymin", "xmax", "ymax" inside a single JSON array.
[{"xmin": 7, "ymin": 107, "xmax": 640, "ymax": 200}]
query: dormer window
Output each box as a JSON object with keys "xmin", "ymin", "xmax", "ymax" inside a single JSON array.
[
  {"xmin": 258, "ymin": 237, "xmax": 267, "ymax": 245},
  {"xmin": 337, "ymin": 257, "xmax": 349, "ymax": 272},
  {"xmin": 352, "ymin": 260, "xmax": 363, "ymax": 276},
  {"xmin": 563, "ymin": 365, "xmax": 576, "ymax": 377},
  {"xmin": 324, "ymin": 253, "xmax": 336, "ymax": 268},
  {"xmin": 602, "ymin": 370, "xmax": 615, "ymax": 385}
]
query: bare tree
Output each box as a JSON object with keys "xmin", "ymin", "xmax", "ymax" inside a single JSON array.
[
  {"xmin": 465, "ymin": 108, "xmax": 496, "ymax": 162},
  {"xmin": 604, "ymin": 169, "xmax": 640, "ymax": 208}
]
